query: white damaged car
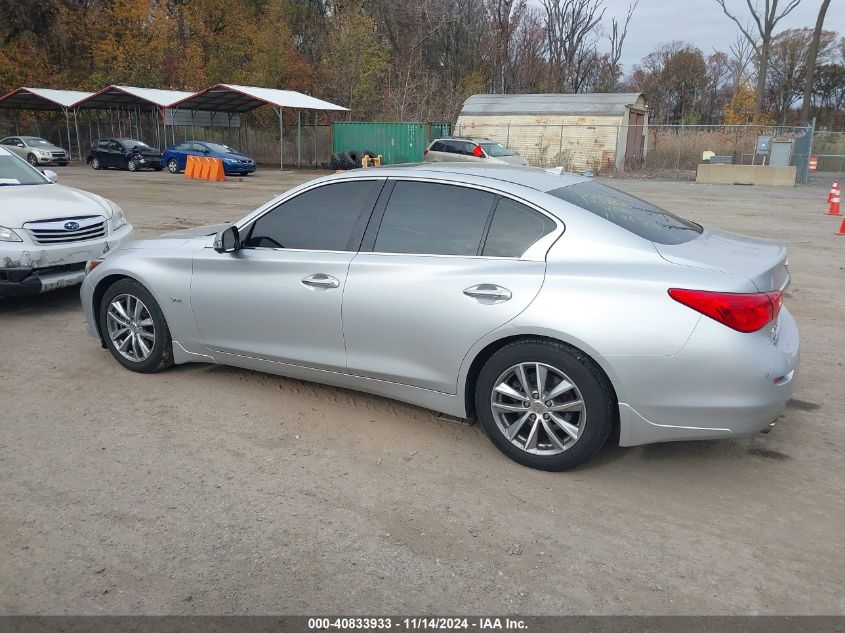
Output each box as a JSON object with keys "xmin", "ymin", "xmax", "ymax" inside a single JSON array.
[{"xmin": 0, "ymin": 146, "xmax": 133, "ymax": 297}]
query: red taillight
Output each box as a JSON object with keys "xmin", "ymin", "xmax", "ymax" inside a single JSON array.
[
  {"xmin": 424, "ymin": 149, "xmax": 429, "ymax": 156},
  {"xmin": 472, "ymin": 144, "xmax": 484, "ymax": 158},
  {"xmin": 668, "ymin": 288, "xmax": 783, "ymax": 333}
]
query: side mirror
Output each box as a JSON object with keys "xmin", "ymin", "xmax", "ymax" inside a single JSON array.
[
  {"xmin": 42, "ymin": 169, "xmax": 58, "ymax": 183},
  {"xmin": 214, "ymin": 225, "xmax": 240, "ymax": 253}
]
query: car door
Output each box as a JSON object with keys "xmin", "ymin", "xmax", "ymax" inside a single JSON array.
[
  {"xmin": 107, "ymin": 140, "xmax": 125, "ymax": 168},
  {"xmin": 190, "ymin": 178, "xmax": 384, "ymax": 371},
  {"xmin": 342, "ymin": 179, "xmax": 557, "ymax": 393}
]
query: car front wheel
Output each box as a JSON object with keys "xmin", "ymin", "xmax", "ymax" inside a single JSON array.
[
  {"xmin": 475, "ymin": 340, "xmax": 614, "ymax": 471},
  {"xmin": 27, "ymin": 154, "xmax": 38, "ymax": 166},
  {"xmin": 127, "ymin": 158, "xmax": 138, "ymax": 172},
  {"xmin": 99, "ymin": 279, "xmax": 174, "ymax": 373},
  {"xmin": 167, "ymin": 159, "xmax": 179, "ymax": 174}
]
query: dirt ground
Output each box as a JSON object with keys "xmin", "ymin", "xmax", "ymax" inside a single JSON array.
[{"xmin": 1, "ymin": 166, "xmax": 843, "ymax": 615}]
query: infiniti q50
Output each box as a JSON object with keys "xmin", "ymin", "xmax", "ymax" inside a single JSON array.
[{"xmin": 80, "ymin": 165, "xmax": 798, "ymax": 470}]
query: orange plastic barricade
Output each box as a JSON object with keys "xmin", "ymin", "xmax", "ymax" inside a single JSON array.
[
  {"xmin": 199, "ymin": 157, "xmax": 212, "ymax": 180},
  {"xmin": 184, "ymin": 155, "xmax": 197, "ymax": 178},
  {"xmin": 208, "ymin": 158, "xmax": 225, "ymax": 181}
]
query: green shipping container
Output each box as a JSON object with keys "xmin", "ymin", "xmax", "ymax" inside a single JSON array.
[{"xmin": 332, "ymin": 122, "xmax": 431, "ymax": 165}]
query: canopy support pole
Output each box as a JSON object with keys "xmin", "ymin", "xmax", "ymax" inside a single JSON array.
[
  {"xmin": 64, "ymin": 108, "xmax": 73, "ymax": 160},
  {"xmin": 280, "ymin": 106, "xmax": 284, "ymax": 170},
  {"xmin": 314, "ymin": 110, "xmax": 318, "ymax": 167},
  {"xmin": 73, "ymin": 109, "xmax": 81, "ymax": 162},
  {"xmin": 296, "ymin": 109, "xmax": 301, "ymax": 168}
]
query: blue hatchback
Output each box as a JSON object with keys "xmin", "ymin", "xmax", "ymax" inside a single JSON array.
[{"xmin": 162, "ymin": 141, "xmax": 257, "ymax": 176}]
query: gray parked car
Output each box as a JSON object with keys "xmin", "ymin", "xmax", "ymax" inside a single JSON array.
[
  {"xmin": 0, "ymin": 136, "xmax": 69, "ymax": 166},
  {"xmin": 80, "ymin": 165, "xmax": 798, "ymax": 471},
  {"xmin": 424, "ymin": 137, "xmax": 528, "ymax": 166}
]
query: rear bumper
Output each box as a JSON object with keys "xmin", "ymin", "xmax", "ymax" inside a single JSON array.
[{"xmin": 617, "ymin": 307, "xmax": 800, "ymax": 446}]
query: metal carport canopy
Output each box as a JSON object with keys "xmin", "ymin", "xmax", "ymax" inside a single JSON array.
[
  {"xmin": 170, "ymin": 84, "xmax": 348, "ymax": 169},
  {"xmin": 0, "ymin": 87, "xmax": 95, "ymax": 160},
  {"xmin": 74, "ymin": 85, "xmax": 194, "ymax": 110}
]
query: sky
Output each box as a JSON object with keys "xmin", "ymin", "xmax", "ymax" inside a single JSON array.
[{"xmin": 584, "ymin": 0, "xmax": 845, "ymax": 71}]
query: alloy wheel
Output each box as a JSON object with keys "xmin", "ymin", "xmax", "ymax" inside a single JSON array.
[
  {"xmin": 91, "ymin": 158, "xmax": 100, "ymax": 169},
  {"xmin": 490, "ymin": 362, "xmax": 585, "ymax": 456},
  {"xmin": 106, "ymin": 293, "xmax": 155, "ymax": 362},
  {"xmin": 167, "ymin": 159, "xmax": 179, "ymax": 173},
  {"xmin": 28, "ymin": 154, "xmax": 38, "ymax": 166}
]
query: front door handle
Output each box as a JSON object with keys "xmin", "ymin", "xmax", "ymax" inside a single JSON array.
[
  {"xmin": 301, "ymin": 273, "xmax": 340, "ymax": 289},
  {"xmin": 463, "ymin": 284, "xmax": 512, "ymax": 302}
]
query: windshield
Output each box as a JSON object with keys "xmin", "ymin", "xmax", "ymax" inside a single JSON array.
[
  {"xmin": 203, "ymin": 142, "xmax": 237, "ymax": 154},
  {"xmin": 25, "ymin": 137, "xmax": 53, "ymax": 147},
  {"xmin": 480, "ymin": 143, "xmax": 513, "ymax": 157},
  {"xmin": 0, "ymin": 155, "xmax": 50, "ymax": 186},
  {"xmin": 548, "ymin": 181, "xmax": 702, "ymax": 245},
  {"xmin": 122, "ymin": 140, "xmax": 151, "ymax": 150}
]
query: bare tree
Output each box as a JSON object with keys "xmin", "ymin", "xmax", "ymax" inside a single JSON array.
[
  {"xmin": 606, "ymin": 0, "xmax": 638, "ymax": 91},
  {"xmin": 542, "ymin": 0, "xmax": 606, "ymax": 92},
  {"xmin": 800, "ymin": 0, "xmax": 832, "ymax": 122},
  {"xmin": 714, "ymin": 0, "xmax": 802, "ymax": 122},
  {"xmin": 728, "ymin": 30, "xmax": 757, "ymax": 93}
]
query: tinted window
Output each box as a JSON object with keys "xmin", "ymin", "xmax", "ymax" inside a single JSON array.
[
  {"xmin": 480, "ymin": 142, "xmax": 513, "ymax": 157},
  {"xmin": 374, "ymin": 181, "xmax": 495, "ymax": 256},
  {"xmin": 430, "ymin": 141, "xmax": 445, "ymax": 152},
  {"xmin": 97, "ymin": 140, "xmax": 109, "ymax": 149},
  {"xmin": 442, "ymin": 141, "xmax": 464, "ymax": 154},
  {"xmin": 548, "ymin": 181, "xmax": 702, "ymax": 245},
  {"xmin": 482, "ymin": 199, "xmax": 556, "ymax": 257},
  {"xmin": 245, "ymin": 180, "xmax": 379, "ymax": 251},
  {"xmin": 109, "ymin": 141, "xmax": 122, "ymax": 151},
  {"xmin": 176, "ymin": 142, "xmax": 191, "ymax": 150}
]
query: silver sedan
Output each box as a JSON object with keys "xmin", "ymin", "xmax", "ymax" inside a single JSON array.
[{"xmin": 80, "ymin": 165, "xmax": 799, "ymax": 470}]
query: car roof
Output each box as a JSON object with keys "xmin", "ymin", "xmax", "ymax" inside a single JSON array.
[
  {"xmin": 432, "ymin": 137, "xmax": 491, "ymax": 143},
  {"xmin": 320, "ymin": 163, "xmax": 587, "ymax": 193}
]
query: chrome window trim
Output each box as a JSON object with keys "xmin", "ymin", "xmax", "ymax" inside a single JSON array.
[{"xmin": 233, "ymin": 174, "xmax": 564, "ymax": 262}]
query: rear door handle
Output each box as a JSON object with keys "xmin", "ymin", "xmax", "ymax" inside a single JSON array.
[
  {"xmin": 463, "ymin": 284, "xmax": 512, "ymax": 302},
  {"xmin": 301, "ymin": 273, "xmax": 340, "ymax": 289}
]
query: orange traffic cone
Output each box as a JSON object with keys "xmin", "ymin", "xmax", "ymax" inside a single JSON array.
[
  {"xmin": 827, "ymin": 180, "xmax": 839, "ymax": 204},
  {"xmin": 835, "ymin": 214, "xmax": 845, "ymax": 235},
  {"xmin": 828, "ymin": 188, "xmax": 841, "ymax": 217}
]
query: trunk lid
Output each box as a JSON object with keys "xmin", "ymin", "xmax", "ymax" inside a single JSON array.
[{"xmin": 654, "ymin": 227, "xmax": 789, "ymax": 292}]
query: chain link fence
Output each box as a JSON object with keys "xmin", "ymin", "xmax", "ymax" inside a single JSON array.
[
  {"xmin": 811, "ymin": 130, "xmax": 845, "ymax": 182},
  {"xmin": 454, "ymin": 121, "xmax": 814, "ymax": 181}
]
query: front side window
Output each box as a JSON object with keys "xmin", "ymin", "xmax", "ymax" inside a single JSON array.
[
  {"xmin": 480, "ymin": 143, "xmax": 513, "ymax": 157},
  {"xmin": 245, "ymin": 180, "xmax": 380, "ymax": 251},
  {"xmin": 482, "ymin": 198, "xmax": 556, "ymax": 257},
  {"xmin": 374, "ymin": 181, "xmax": 496, "ymax": 256},
  {"xmin": 548, "ymin": 181, "xmax": 702, "ymax": 245},
  {"xmin": 109, "ymin": 141, "xmax": 122, "ymax": 151},
  {"xmin": 1, "ymin": 137, "xmax": 21, "ymax": 146}
]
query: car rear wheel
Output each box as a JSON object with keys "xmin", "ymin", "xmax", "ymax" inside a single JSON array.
[
  {"xmin": 91, "ymin": 157, "xmax": 101, "ymax": 169},
  {"xmin": 167, "ymin": 159, "xmax": 179, "ymax": 174},
  {"xmin": 475, "ymin": 340, "xmax": 614, "ymax": 471},
  {"xmin": 99, "ymin": 279, "xmax": 174, "ymax": 373},
  {"xmin": 27, "ymin": 153, "xmax": 38, "ymax": 166}
]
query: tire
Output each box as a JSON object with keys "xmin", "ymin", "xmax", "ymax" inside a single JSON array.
[
  {"xmin": 127, "ymin": 158, "xmax": 138, "ymax": 172},
  {"xmin": 91, "ymin": 157, "xmax": 101, "ymax": 170},
  {"xmin": 167, "ymin": 159, "xmax": 179, "ymax": 174},
  {"xmin": 27, "ymin": 154, "xmax": 38, "ymax": 166},
  {"xmin": 474, "ymin": 339, "xmax": 614, "ymax": 471},
  {"xmin": 98, "ymin": 279, "xmax": 174, "ymax": 374}
]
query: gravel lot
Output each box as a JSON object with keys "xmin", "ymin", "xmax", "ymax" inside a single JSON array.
[{"xmin": 1, "ymin": 166, "xmax": 843, "ymax": 615}]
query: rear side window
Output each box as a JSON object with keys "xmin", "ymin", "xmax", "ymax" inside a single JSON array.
[
  {"xmin": 374, "ymin": 181, "xmax": 496, "ymax": 256},
  {"xmin": 548, "ymin": 181, "xmax": 702, "ymax": 245},
  {"xmin": 482, "ymin": 199, "xmax": 556, "ymax": 257},
  {"xmin": 97, "ymin": 140, "xmax": 109, "ymax": 149},
  {"xmin": 246, "ymin": 180, "xmax": 380, "ymax": 251},
  {"xmin": 430, "ymin": 141, "xmax": 445, "ymax": 152}
]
